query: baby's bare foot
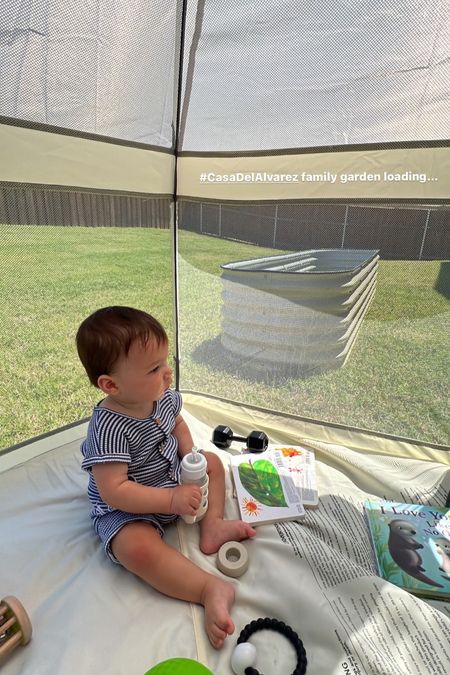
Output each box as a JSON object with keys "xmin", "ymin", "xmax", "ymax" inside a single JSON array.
[
  {"xmin": 200, "ymin": 517, "xmax": 256, "ymax": 555},
  {"xmin": 201, "ymin": 577, "xmax": 235, "ymax": 649}
]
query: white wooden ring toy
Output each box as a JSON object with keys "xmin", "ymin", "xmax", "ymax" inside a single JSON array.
[
  {"xmin": 217, "ymin": 541, "xmax": 249, "ymax": 578},
  {"xmin": 0, "ymin": 596, "xmax": 32, "ymax": 663}
]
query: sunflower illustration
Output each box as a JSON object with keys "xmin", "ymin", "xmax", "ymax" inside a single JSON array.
[{"xmin": 242, "ymin": 497, "xmax": 262, "ymax": 517}]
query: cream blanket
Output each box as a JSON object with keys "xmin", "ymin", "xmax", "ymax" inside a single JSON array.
[{"xmin": 1, "ymin": 395, "xmax": 449, "ymax": 674}]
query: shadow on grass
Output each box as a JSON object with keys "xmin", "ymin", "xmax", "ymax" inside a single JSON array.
[
  {"xmin": 435, "ymin": 262, "xmax": 450, "ymax": 300},
  {"xmin": 190, "ymin": 335, "xmax": 334, "ymax": 385}
]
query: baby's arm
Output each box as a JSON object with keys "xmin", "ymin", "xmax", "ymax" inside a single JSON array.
[
  {"xmin": 91, "ymin": 462, "xmax": 202, "ymax": 516},
  {"xmin": 173, "ymin": 414, "xmax": 195, "ymax": 457}
]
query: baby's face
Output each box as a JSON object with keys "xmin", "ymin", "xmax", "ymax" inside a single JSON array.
[{"xmin": 112, "ymin": 338, "xmax": 173, "ymax": 405}]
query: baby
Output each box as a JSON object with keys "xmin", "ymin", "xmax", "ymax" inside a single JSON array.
[{"xmin": 76, "ymin": 306, "xmax": 255, "ymax": 649}]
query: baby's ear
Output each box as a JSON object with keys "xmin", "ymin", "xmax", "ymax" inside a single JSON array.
[{"xmin": 97, "ymin": 374, "xmax": 118, "ymax": 395}]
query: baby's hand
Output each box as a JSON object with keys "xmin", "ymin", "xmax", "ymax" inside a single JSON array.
[{"xmin": 170, "ymin": 484, "xmax": 202, "ymax": 516}]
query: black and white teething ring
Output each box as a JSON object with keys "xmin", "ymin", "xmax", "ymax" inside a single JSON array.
[{"xmin": 231, "ymin": 617, "xmax": 307, "ymax": 675}]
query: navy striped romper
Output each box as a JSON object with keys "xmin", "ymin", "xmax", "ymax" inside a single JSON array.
[{"xmin": 81, "ymin": 389, "xmax": 182, "ymax": 563}]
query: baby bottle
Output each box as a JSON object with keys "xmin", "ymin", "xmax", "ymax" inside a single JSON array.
[{"xmin": 179, "ymin": 447, "xmax": 209, "ymax": 524}]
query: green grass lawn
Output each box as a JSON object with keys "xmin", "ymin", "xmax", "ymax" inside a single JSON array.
[
  {"xmin": 0, "ymin": 225, "xmax": 174, "ymax": 449},
  {"xmin": 0, "ymin": 225, "xmax": 449, "ymax": 449},
  {"xmin": 178, "ymin": 233, "xmax": 449, "ymax": 445}
]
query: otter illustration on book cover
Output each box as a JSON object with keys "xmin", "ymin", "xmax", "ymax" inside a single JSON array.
[{"xmin": 364, "ymin": 500, "xmax": 450, "ymax": 600}]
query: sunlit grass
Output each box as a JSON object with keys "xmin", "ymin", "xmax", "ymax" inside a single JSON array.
[
  {"xmin": 0, "ymin": 225, "xmax": 448, "ymax": 448},
  {"xmin": 178, "ymin": 232, "xmax": 450, "ymax": 445},
  {"xmin": 0, "ymin": 225, "xmax": 174, "ymax": 448}
]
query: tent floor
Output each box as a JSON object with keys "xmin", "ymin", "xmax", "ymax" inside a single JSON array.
[{"xmin": 1, "ymin": 393, "xmax": 449, "ymax": 674}]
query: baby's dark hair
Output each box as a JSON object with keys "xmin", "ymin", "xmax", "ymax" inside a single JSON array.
[{"xmin": 76, "ymin": 306, "xmax": 167, "ymax": 386}]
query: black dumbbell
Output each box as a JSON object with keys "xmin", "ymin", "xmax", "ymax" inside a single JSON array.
[{"xmin": 212, "ymin": 425, "xmax": 269, "ymax": 453}]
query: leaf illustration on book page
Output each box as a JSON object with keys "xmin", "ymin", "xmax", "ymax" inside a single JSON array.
[{"xmin": 238, "ymin": 459, "xmax": 287, "ymax": 507}]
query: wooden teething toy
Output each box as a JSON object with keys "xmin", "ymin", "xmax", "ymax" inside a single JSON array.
[
  {"xmin": 217, "ymin": 541, "xmax": 249, "ymax": 578},
  {"xmin": 0, "ymin": 596, "xmax": 32, "ymax": 662}
]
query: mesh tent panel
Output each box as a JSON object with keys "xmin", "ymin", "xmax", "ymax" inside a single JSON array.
[
  {"xmin": 0, "ymin": 0, "xmax": 178, "ymax": 146},
  {"xmin": 180, "ymin": 0, "xmax": 450, "ymax": 151},
  {"xmin": 177, "ymin": 207, "xmax": 449, "ymax": 445},
  {"xmin": 0, "ymin": 1, "xmax": 180, "ymax": 449},
  {"xmin": 0, "ymin": 0, "xmax": 449, "ymax": 449}
]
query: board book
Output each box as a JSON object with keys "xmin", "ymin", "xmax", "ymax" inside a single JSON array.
[
  {"xmin": 364, "ymin": 499, "xmax": 450, "ymax": 601},
  {"xmin": 269, "ymin": 445, "xmax": 318, "ymax": 508},
  {"xmin": 229, "ymin": 445, "xmax": 318, "ymax": 526}
]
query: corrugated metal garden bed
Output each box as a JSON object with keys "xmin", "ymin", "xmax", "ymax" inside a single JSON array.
[{"xmin": 220, "ymin": 249, "xmax": 379, "ymax": 375}]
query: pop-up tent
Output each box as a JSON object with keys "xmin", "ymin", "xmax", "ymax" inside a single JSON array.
[{"xmin": 1, "ymin": 2, "xmax": 449, "ymax": 674}]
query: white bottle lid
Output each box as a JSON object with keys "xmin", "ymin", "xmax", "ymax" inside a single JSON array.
[{"xmin": 180, "ymin": 447, "xmax": 207, "ymax": 483}]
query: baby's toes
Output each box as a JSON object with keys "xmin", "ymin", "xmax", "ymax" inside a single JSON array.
[{"xmin": 209, "ymin": 624, "xmax": 227, "ymax": 649}]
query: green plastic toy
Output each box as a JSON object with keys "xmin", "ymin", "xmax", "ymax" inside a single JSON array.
[{"xmin": 144, "ymin": 658, "xmax": 213, "ymax": 674}]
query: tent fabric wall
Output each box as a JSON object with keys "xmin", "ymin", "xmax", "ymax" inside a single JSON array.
[
  {"xmin": 0, "ymin": 0, "xmax": 447, "ymax": 457},
  {"xmin": 182, "ymin": 393, "xmax": 450, "ymax": 462},
  {"xmin": 0, "ymin": 0, "xmax": 178, "ymax": 147},
  {"xmin": 180, "ymin": 1, "xmax": 450, "ymax": 151},
  {"xmin": 176, "ymin": 146, "xmax": 450, "ymax": 201},
  {"xmin": 0, "ymin": 121, "xmax": 174, "ymax": 195},
  {"xmin": 3, "ymin": 1, "xmax": 449, "ymax": 151},
  {"xmin": 0, "ymin": 0, "xmax": 447, "ymax": 464}
]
